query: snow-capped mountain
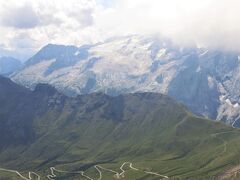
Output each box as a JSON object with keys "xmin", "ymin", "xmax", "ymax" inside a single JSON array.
[
  {"xmin": 11, "ymin": 35, "xmax": 240, "ymax": 126},
  {"xmin": 0, "ymin": 57, "xmax": 22, "ymax": 76}
]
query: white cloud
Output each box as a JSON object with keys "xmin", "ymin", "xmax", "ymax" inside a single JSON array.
[
  {"xmin": 96, "ymin": 0, "xmax": 240, "ymax": 51},
  {"xmin": 0, "ymin": 0, "xmax": 240, "ymax": 60},
  {"xmin": 0, "ymin": 3, "xmax": 39, "ymax": 29},
  {"xmin": 0, "ymin": 0, "xmax": 99, "ymax": 60}
]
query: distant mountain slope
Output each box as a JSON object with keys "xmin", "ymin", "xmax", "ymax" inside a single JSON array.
[
  {"xmin": 1, "ymin": 76, "xmax": 240, "ymax": 179},
  {"xmin": 0, "ymin": 57, "xmax": 22, "ymax": 76},
  {"xmin": 11, "ymin": 35, "xmax": 240, "ymax": 126}
]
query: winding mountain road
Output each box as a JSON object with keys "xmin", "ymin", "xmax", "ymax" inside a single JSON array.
[
  {"xmin": 47, "ymin": 167, "xmax": 93, "ymax": 180},
  {"xmin": 0, "ymin": 162, "xmax": 169, "ymax": 180},
  {"xmin": 93, "ymin": 162, "xmax": 168, "ymax": 179},
  {"xmin": 144, "ymin": 171, "xmax": 169, "ymax": 179},
  {"xmin": 94, "ymin": 165, "xmax": 120, "ymax": 179},
  {"xmin": 0, "ymin": 168, "xmax": 41, "ymax": 180},
  {"xmin": 119, "ymin": 162, "xmax": 139, "ymax": 177},
  {"xmin": 210, "ymin": 131, "xmax": 239, "ymax": 155}
]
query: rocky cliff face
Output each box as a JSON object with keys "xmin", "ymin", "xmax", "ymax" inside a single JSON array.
[{"xmin": 11, "ymin": 35, "xmax": 240, "ymax": 126}]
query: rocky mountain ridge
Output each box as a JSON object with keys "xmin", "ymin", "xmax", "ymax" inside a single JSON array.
[
  {"xmin": 11, "ymin": 35, "xmax": 240, "ymax": 126},
  {"xmin": 1, "ymin": 75, "xmax": 240, "ymax": 179}
]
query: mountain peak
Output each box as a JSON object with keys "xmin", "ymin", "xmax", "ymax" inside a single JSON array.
[
  {"xmin": 24, "ymin": 43, "xmax": 90, "ymax": 75},
  {"xmin": 44, "ymin": 43, "xmax": 77, "ymax": 50},
  {"xmin": 25, "ymin": 44, "xmax": 79, "ymax": 65}
]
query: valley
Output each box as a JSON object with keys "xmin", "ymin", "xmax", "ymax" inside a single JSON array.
[{"xmin": 0, "ymin": 76, "xmax": 240, "ymax": 179}]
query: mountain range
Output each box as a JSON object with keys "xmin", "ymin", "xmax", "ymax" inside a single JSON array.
[
  {"xmin": 0, "ymin": 56, "xmax": 22, "ymax": 76},
  {"xmin": 1, "ymin": 76, "xmax": 240, "ymax": 179},
  {"xmin": 10, "ymin": 35, "xmax": 240, "ymax": 127}
]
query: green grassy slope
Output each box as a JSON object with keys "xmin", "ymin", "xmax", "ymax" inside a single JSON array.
[{"xmin": 0, "ymin": 76, "xmax": 240, "ymax": 179}]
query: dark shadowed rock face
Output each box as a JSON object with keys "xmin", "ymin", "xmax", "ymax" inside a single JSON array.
[
  {"xmin": 0, "ymin": 76, "xmax": 33, "ymax": 147},
  {"xmin": 0, "ymin": 77, "xmax": 189, "ymax": 139},
  {"xmin": 0, "ymin": 76, "xmax": 63, "ymax": 147},
  {"xmin": 0, "ymin": 76, "xmax": 180, "ymax": 148}
]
